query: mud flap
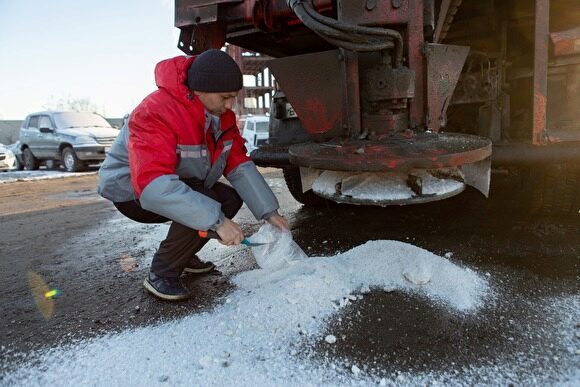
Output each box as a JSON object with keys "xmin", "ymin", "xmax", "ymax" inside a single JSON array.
[
  {"xmin": 299, "ymin": 167, "xmax": 322, "ymax": 193},
  {"xmin": 461, "ymin": 156, "xmax": 491, "ymax": 198}
]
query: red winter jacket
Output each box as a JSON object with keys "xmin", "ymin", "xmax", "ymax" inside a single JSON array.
[
  {"xmin": 98, "ymin": 55, "xmax": 279, "ymax": 231},
  {"xmin": 129, "ymin": 55, "xmax": 250, "ymax": 197}
]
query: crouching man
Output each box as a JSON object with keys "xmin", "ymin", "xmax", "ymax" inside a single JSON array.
[{"xmin": 98, "ymin": 50, "xmax": 289, "ymax": 301}]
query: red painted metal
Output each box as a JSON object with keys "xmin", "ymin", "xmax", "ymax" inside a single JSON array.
[
  {"xmin": 550, "ymin": 27, "xmax": 580, "ymax": 57},
  {"xmin": 211, "ymin": 0, "xmax": 334, "ymax": 30},
  {"xmin": 288, "ymin": 133, "xmax": 492, "ymax": 172},
  {"xmin": 260, "ymin": 0, "xmax": 334, "ymax": 30},
  {"xmin": 336, "ymin": 3, "xmax": 362, "ymax": 139},
  {"xmin": 339, "ymin": 49, "xmax": 362, "ymax": 139},
  {"xmin": 425, "ymin": 43, "xmax": 470, "ymax": 132},
  {"xmin": 408, "ymin": 0, "xmax": 425, "ymax": 129},
  {"xmin": 186, "ymin": 0, "xmax": 241, "ymax": 6},
  {"xmin": 217, "ymin": 1, "xmax": 255, "ymax": 24},
  {"xmin": 177, "ymin": 0, "xmax": 334, "ymax": 32},
  {"xmin": 334, "ymin": 2, "xmax": 362, "ymax": 139},
  {"xmin": 176, "ymin": 0, "xmax": 580, "ymax": 178},
  {"xmin": 433, "ymin": 0, "xmax": 462, "ymax": 43},
  {"xmin": 433, "ymin": 0, "xmax": 452, "ymax": 43},
  {"xmin": 533, "ymin": 0, "xmax": 549, "ymax": 145},
  {"xmin": 268, "ymin": 50, "xmax": 345, "ymax": 140},
  {"xmin": 362, "ymin": 112, "xmax": 408, "ymax": 137},
  {"xmin": 176, "ymin": 1, "xmax": 219, "ymax": 27},
  {"xmin": 338, "ymin": 0, "xmax": 410, "ymax": 25}
]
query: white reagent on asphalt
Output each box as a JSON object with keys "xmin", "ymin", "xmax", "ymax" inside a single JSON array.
[
  {"xmin": 0, "ymin": 170, "xmax": 96, "ymax": 184},
  {"xmin": 4, "ymin": 240, "xmax": 490, "ymax": 385}
]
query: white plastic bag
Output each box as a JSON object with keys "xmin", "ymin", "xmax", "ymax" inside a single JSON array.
[{"xmin": 246, "ymin": 223, "xmax": 308, "ymax": 270}]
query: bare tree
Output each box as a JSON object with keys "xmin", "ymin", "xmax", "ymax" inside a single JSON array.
[{"xmin": 43, "ymin": 95, "xmax": 106, "ymax": 116}]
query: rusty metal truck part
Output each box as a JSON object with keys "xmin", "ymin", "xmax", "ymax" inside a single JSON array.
[
  {"xmin": 175, "ymin": 0, "xmax": 580, "ymax": 212},
  {"xmin": 287, "ymin": 133, "xmax": 491, "ymax": 172}
]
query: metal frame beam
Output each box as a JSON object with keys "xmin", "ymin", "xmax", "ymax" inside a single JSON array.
[{"xmin": 533, "ymin": 0, "xmax": 550, "ymax": 145}]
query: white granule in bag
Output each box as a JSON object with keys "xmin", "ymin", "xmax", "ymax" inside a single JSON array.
[{"xmin": 247, "ymin": 223, "xmax": 308, "ymax": 270}]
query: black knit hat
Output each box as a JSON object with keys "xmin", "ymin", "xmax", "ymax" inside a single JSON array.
[{"xmin": 187, "ymin": 49, "xmax": 243, "ymax": 92}]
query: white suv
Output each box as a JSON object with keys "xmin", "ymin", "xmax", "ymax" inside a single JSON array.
[
  {"xmin": 0, "ymin": 144, "xmax": 17, "ymax": 172},
  {"xmin": 241, "ymin": 115, "xmax": 270, "ymax": 153},
  {"xmin": 19, "ymin": 111, "xmax": 119, "ymax": 172}
]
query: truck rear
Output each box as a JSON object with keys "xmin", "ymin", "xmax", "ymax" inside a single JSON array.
[{"xmin": 175, "ymin": 0, "xmax": 580, "ymax": 213}]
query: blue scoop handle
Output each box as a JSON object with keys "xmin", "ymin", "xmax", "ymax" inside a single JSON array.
[{"xmin": 198, "ymin": 230, "xmax": 265, "ymax": 247}]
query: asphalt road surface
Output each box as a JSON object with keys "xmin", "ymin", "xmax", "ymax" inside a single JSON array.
[{"xmin": 0, "ymin": 170, "xmax": 578, "ymax": 384}]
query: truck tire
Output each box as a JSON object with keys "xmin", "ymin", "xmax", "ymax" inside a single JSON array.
[
  {"xmin": 61, "ymin": 147, "xmax": 84, "ymax": 172},
  {"xmin": 22, "ymin": 148, "xmax": 40, "ymax": 170},
  {"xmin": 282, "ymin": 167, "xmax": 331, "ymax": 207},
  {"xmin": 522, "ymin": 164, "xmax": 580, "ymax": 216}
]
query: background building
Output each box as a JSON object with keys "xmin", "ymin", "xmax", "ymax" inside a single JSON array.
[{"xmin": 226, "ymin": 45, "xmax": 276, "ymax": 121}]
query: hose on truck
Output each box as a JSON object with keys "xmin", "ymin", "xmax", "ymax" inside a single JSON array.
[{"xmin": 286, "ymin": 0, "xmax": 403, "ymax": 67}]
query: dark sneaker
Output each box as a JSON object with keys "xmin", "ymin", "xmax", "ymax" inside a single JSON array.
[
  {"xmin": 182, "ymin": 256, "xmax": 216, "ymax": 274},
  {"xmin": 143, "ymin": 272, "xmax": 190, "ymax": 301}
]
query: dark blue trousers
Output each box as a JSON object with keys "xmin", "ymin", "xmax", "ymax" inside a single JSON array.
[{"xmin": 114, "ymin": 180, "xmax": 242, "ymax": 277}]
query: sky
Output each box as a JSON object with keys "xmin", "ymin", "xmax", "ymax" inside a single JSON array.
[{"xmin": 0, "ymin": 0, "xmax": 184, "ymax": 119}]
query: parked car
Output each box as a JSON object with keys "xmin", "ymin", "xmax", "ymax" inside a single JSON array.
[
  {"xmin": 6, "ymin": 141, "xmax": 24, "ymax": 170},
  {"xmin": 0, "ymin": 143, "xmax": 17, "ymax": 172},
  {"xmin": 19, "ymin": 111, "xmax": 119, "ymax": 172},
  {"xmin": 241, "ymin": 115, "xmax": 270, "ymax": 153}
]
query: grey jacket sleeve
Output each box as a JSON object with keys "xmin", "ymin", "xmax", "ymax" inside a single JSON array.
[
  {"xmin": 97, "ymin": 121, "xmax": 135, "ymax": 203},
  {"xmin": 140, "ymin": 174, "xmax": 224, "ymax": 230},
  {"xmin": 226, "ymin": 161, "xmax": 279, "ymax": 220}
]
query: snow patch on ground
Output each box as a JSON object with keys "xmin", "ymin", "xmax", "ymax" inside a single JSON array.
[
  {"xmin": 2, "ymin": 240, "xmax": 491, "ymax": 385},
  {"xmin": 0, "ymin": 170, "xmax": 96, "ymax": 184}
]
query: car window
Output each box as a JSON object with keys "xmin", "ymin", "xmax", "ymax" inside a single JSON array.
[
  {"xmin": 28, "ymin": 116, "xmax": 39, "ymax": 129},
  {"xmin": 38, "ymin": 116, "xmax": 52, "ymax": 129},
  {"xmin": 54, "ymin": 112, "xmax": 112, "ymax": 129},
  {"xmin": 256, "ymin": 122, "xmax": 269, "ymax": 133}
]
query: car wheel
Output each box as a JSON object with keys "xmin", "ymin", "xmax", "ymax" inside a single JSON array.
[
  {"xmin": 22, "ymin": 148, "xmax": 40, "ymax": 170},
  {"xmin": 61, "ymin": 147, "xmax": 84, "ymax": 172},
  {"xmin": 15, "ymin": 157, "xmax": 24, "ymax": 170},
  {"xmin": 12, "ymin": 156, "xmax": 22, "ymax": 171}
]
